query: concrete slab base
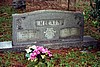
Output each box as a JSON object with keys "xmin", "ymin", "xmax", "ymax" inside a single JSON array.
[
  {"xmin": 42, "ymin": 36, "xmax": 97, "ymax": 49},
  {"xmin": 0, "ymin": 36, "xmax": 97, "ymax": 52}
]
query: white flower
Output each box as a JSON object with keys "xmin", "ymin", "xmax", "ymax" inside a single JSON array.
[
  {"xmin": 28, "ymin": 58, "xmax": 30, "ymax": 60},
  {"xmin": 29, "ymin": 45, "xmax": 36, "ymax": 49},
  {"xmin": 25, "ymin": 48, "xmax": 32, "ymax": 53},
  {"xmin": 34, "ymin": 58, "xmax": 38, "ymax": 62},
  {"xmin": 80, "ymin": 50, "xmax": 88, "ymax": 53},
  {"xmin": 41, "ymin": 55, "xmax": 46, "ymax": 59},
  {"xmin": 83, "ymin": 12, "xmax": 85, "ymax": 15}
]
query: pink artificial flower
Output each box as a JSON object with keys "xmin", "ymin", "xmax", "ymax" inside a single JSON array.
[
  {"xmin": 30, "ymin": 56, "xmax": 36, "ymax": 60},
  {"xmin": 37, "ymin": 46, "xmax": 44, "ymax": 50},
  {"xmin": 41, "ymin": 48, "xmax": 47, "ymax": 53},
  {"xmin": 31, "ymin": 52, "xmax": 37, "ymax": 56},
  {"xmin": 33, "ymin": 49, "xmax": 40, "ymax": 54},
  {"xmin": 48, "ymin": 53, "xmax": 52, "ymax": 57},
  {"xmin": 29, "ymin": 46, "xmax": 52, "ymax": 61},
  {"xmin": 30, "ymin": 53, "xmax": 36, "ymax": 60},
  {"xmin": 36, "ymin": 46, "xmax": 46, "ymax": 53}
]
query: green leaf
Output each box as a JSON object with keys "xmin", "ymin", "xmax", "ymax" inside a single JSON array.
[
  {"xmin": 66, "ymin": 63, "xmax": 70, "ymax": 67},
  {"xmin": 75, "ymin": 64, "xmax": 79, "ymax": 67},
  {"xmin": 5, "ymin": 60, "xmax": 11, "ymax": 66}
]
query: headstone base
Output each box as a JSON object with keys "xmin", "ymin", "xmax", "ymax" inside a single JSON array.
[
  {"xmin": 0, "ymin": 36, "xmax": 97, "ymax": 52},
  {"xmin": 43, "ymin": 36, "xmax": 97, "ymax": 49}
]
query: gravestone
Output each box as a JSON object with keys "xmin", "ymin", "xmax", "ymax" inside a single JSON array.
[
  {"xmin": 0, "ymin": 41, "xmax": 12, "ymax": 49},
  {"xmin": 12, "ymin": 0, "xmax": 26, "ymax": 9},
  {"xmin": 12, "ymin": 10, "xmax": 84, "ymax": 48}
]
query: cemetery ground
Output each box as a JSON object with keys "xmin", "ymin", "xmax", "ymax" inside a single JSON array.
[
  {"xmin": 0, "ymin": 1, "xmax": 100, "ymax": 67},
  {"xmin": 0, "ymin": 47, "xmax": 100, "ymax": 67}
]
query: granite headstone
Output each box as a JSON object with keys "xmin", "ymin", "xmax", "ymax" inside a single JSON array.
[
  {"xmin": 0, "ymin": 41, "xmax": 12, "ymax": 49},
  {"xmin": 12, "ymin": 10, "xmax": 84, "ymax": 48},
  {"xmin": 12, "ymin": 0, "xmax": 26, "ymax": 9}
]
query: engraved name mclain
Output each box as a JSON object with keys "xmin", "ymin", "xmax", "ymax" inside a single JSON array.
[{"xmin": 35, "ymin": 19, "xmax": 64, "ymax": 26}]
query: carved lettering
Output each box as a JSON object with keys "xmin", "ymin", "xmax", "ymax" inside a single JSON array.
[{"xmin": 36, "ymin": 19, "xmax": 64, "ymax": 26}]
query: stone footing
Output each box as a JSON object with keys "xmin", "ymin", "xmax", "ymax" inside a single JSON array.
[
  {"xmin": 42, "ymin": 36, "xmax": 97, "ymax": 49},
  {"xmin": 0, "ymin": 36, "xmax": 97, "ymax": 52}
]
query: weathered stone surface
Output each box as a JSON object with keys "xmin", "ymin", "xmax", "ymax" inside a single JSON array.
[
  {"xmin": 12, "ymin": 0, "xmax": 26, "ymax": 9},
  {"xmin": 12, "ymin": 10, "xmax": 84, "ymax": 46},
  {"xmin": 0, "ymin": 36, "xmax": 97, "ymax": 52},
  {"xmin": 43, "ymin": 36, "xmax": 97, "ymax": 49},
  {"xmin": 0, "ymin": 41, "xmax": 12, "ymax": 49}
]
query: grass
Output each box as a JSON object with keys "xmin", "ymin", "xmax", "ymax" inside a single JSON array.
[
  {"xmin": 0, "ymin": 1, "xmax": 100, "ymax": 41},
  {"xmin": 0, "ymin": 6, "xmax": 15, "ymax": 41},
  {"xmin": 0, "ymin": 2, "xmax": 100, "ymax": 67},
  {"xmin": 0, "ymin": 48, "xmax": 100, "ymax": 67}
]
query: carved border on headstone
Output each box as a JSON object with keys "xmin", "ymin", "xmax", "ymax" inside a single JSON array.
[{"xmin": 12, "ymin": 10, "xmax": 84, "ymax": 46}]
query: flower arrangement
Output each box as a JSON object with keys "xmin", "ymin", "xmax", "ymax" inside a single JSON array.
[{"xmin": 25, "ymin": 45, "xmax": 52, "ymax": 66}]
